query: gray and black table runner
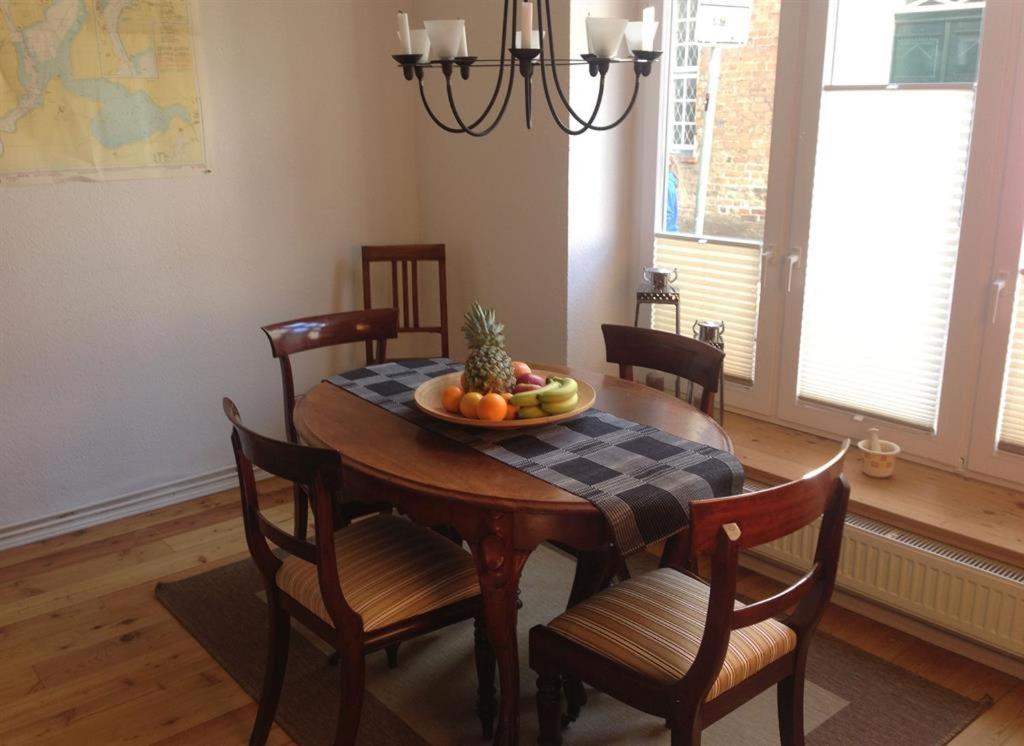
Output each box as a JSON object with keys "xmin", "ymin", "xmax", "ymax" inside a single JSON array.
[{"xmin": 327, "ymin": 358, "xmax": 744, "ymax": 556}]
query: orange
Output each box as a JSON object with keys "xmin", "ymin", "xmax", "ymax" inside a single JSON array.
[
  {"xmin": 441, "ymin": 385, "xmax": 464, "ymax": 413},
  {"xmin": 477, "ymin": 393, "xmax": 508, "ymax": 422},
  {"xmin": 500, "ymin": 392, "xmax": 517, "ymax": 420},
  {"xmin": 459, "ymin": 392, "xmax": 483, "ymax": 419}
]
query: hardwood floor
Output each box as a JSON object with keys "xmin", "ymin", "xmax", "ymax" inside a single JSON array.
[{"xmin": 0, "ymin": 478, "xmax": 1021, "ymax": 745}]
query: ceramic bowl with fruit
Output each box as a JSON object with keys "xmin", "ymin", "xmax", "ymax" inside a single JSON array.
[{"xmin": 413, "ymin": 303, "xmax": 596, "ymax": 428}]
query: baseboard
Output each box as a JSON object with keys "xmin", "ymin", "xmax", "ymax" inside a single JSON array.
[
  {"xmin": 0, "ymin": 465, "xmax": 271, "ymax": 552},
  {"xmin": 740, "ymin": 552, "xmax": 1024, "ymax": 680}
]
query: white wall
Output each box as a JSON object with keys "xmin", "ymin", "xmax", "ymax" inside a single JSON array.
[
  {"xmin": 410, "ymin": 0, "xmax": 645, "ymax": 370},
  {"xmin": 0, "ymin": 0, "xmax": 655, "ymax": 539},
  {"xmin": 0, "ymin": 0, "xmax": 420, "ymax": 530},
  {"xmin": 567, "ymin": 0, "xmax": 645, "ymax": 373},
  {"xmin": 410, "ymin": 0, "xmax": 571, "ymax": 365}
]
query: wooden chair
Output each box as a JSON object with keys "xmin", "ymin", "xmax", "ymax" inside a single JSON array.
[
  {"xmin": 530, "ymin": 443, "xmax": 851, "ymax": 746},
  {"xmin": 362, "ymin": 244, "xmax": 449, "ymax": 359},
  {"xmin": 223, "ymin": 398, "xmax": 496, "ymax": 746},
  {"xmin": 601, "ymin": 324, "xmax": 724, "ymax": 420},
  {"xmin": 261, "ymin": 307, "xmax": 398, "ymax": 542}
]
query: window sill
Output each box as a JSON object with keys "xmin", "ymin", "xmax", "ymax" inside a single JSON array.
[{"xmin": 727, "ymin": 413, "xmax": 1024, "ymax": 568}]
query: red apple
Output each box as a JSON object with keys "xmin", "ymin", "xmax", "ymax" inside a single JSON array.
[
  {"xmin": 512, "ymin": 361, "xmax": 532, "ymax": 379},
  {"xmin": 512, "ymin": 383, "xmax": 542, "ymax": 394},
  {"xmin": 517, "ymin": 373, "xmax": 545, "ymax": 387}
]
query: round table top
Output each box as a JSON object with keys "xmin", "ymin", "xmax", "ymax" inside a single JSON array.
[{"xmin": 294, "ymin": 364, "xmax": 733, "ymax": 515}]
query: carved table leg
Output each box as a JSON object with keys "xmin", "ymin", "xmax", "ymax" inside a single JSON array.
[{"xmin": 469, "ymin": 513, "xmax": 531, "ymax": 746}]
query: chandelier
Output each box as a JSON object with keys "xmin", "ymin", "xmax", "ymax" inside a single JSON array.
[{"xmin": 392, "ymin": 2, "xmax": 662, "ymax": 136}]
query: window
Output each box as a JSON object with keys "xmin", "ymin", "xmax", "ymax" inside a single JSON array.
[
  {"xmin": 890, "ymin": 9, "xmax": 983, "ymax": 84},
  {"xmin": 653, "ymin": 0, "xmax": 781, "ymax": 397},
  {"xmin": 795, "ymin": 87, "xmax": 973, "ymax": 430},
  {"xmin": 667, "ymin": 0, "xmax": 699, "ymax": 154},
  {"xmin": 642, "ymin": 0, "xmax": 1024, "ymax": 482}
]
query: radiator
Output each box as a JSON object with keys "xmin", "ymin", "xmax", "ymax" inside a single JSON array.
[{"xmin": 748, "ymin": 511, "xmax": 1024, "ymax": 659}]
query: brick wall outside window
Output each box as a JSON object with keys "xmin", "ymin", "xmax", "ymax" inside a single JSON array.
[{"xmin": 666, "ymin": 0, "xmax": 781, "ymax": 240}]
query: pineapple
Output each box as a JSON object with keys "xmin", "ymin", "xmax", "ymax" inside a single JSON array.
[{"xmin": 461, "ymin": 303, "xmax": 516, "ymax": 394}]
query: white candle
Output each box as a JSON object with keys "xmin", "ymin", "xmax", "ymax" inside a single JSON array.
[
  {"xmin": 458, "ymin": 21, "xmax": 468, "ymax": 57},
  {"xmin": 520, "ymin": 2, "xmax": 533, "ymax": 48},
  {"xmin": 397, "ymin": 11, "xmax": 412, "ymax": 54},
  {"xmin": 641, "ymin": 6, "xmax": 656, "ymax": 51},
  {"xmin": 586, "ymin": 12, "xmax": 593, "ymax": 54}
]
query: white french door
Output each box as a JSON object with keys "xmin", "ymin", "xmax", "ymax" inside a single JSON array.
[
  {"xmin": 773, "ymin": 0, "xmax": 1023, "ymax": 468},
  {"xmin": 648, "ymin": 0, "xmax": 803, "ymax": 416},
  {"xmin": 645, "ymin": 0, "xmax": 1024, "ymax": 481},
  {"xmin": 966, "ymin": 1, "xmax": 1024, "ymax": 481}
]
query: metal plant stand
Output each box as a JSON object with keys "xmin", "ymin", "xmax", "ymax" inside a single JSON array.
[
  {"xmin": 693, "ymin": 320, "xmax": 726, "ymax": 425},
  {"xmin": 634, "ymin": 282, "xmax": 681, "ymax": 397}
]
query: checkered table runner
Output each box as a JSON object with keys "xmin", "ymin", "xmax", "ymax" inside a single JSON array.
[{"xmin": 327, "ymin": 358, "xmax": 744, "ymax": 556}]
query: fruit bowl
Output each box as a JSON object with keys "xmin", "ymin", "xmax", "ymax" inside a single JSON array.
[{"xmin": 414, "ymin": 369, "xmax": 597, "ymax": 429}]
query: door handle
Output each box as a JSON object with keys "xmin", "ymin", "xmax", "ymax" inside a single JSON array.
[
  {"xmin": 785, "ymin": 253, "xmax": 800, "ymax": 293},
  {"xmin": 991, "ymin": 275, "xmax": 1007, "ymax": 325}
]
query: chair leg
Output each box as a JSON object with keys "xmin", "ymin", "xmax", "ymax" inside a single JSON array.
[
  {"xmin": 536, "ymin": 672, "xmax": 564, "ymax": 746},
  {"xmin": 670, "ymin": 725, "xmax": 701, "ymax": 746},
  {"xmin": 563, "ymin": 676, "xmax": 587, "ymax": 723},
  {"xmin": 249, "ymin": 593, "xmax": 291, "ymax": 746},
  {"xmin": 385, "ymin": 643, "xmax": 400, "ymax": 669},
  {"xmin": 474, "ymin": 616, "xmax": 497, "ymax": 739},
  {"xmin": 334, "ymin": 641, "xmax": 365, "ymax": 746},
  {"xmin": 293, "ymin": 484, "xmax": 308, "ymax": 541},
  {"xmin": 669, "ymin": 701, "xmax": 703, "ymax": 746},
  {"xmin": 777, "ymin": 673, "xmax": 806, "ymax": 746}
]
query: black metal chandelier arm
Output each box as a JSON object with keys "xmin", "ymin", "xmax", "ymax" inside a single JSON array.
[
  {"xmin": 584, "ymin": 72, "xmax": 641, "ymax": 131},
  {"xmin": 417, "ymin": 78, "xmax": 469, "ymax": 134},
  {"xmin": 461, "ymin": 0, "xmax": 514, "ymax": 130},
  {"xmin": 443, "ymin": 64, "xmax": 517, "ymax": 137},
  {"xmin": 538, "ymin": 0, "xmax": 592, "ymax": 128},
  {"xmin": 537, "ymin": 59, "xmax": 608, "ymax": 136}
]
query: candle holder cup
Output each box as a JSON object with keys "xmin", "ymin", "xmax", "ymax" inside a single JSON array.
[
  {"xmin": 455, "ymin": 56, "xmax": 477, "ymax": 80},
  {"xmin": 579, "ymin": 53, "xmax": 612, "ymax": 78},
  {"xmin": 510, "ymin": 47, "xmax": 542, "ymax": 77},
  {"xmin": 392, "ymin": 53, "xmax": 423, "ymax": 81},
  {"xmin": 632, "ymin": 50, "xmax": 662, "ymax": 77}
]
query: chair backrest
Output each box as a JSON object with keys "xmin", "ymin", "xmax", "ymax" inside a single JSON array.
[
  {"xmin": 675, "ymin": 442, "xmax": 851, "ymax": 699},
  {"xmin": 601, "ymin": 324, "xmax": 724, "ymax": 415},
  {"xmin": 261, "ymin": 307, "xmax": 399, "ymax": 443},
  {"xmin": 224, "ymin": 398, "xmax": 362, "ymax": 632},
  {"xmin": 362, "ymin": 244, "xmax": 449, "ymax": 359}
]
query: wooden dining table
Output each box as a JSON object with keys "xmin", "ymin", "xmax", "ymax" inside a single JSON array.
[{"xmin": 294, "ymin": 364, "xmax": 733, "ymax": 745}]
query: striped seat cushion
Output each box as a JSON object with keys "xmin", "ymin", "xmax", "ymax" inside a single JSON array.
[
  {"xmin": 547, "ymin": 568, "xmax": 796, "ymax": 700},
  {"xmin": 276, "ymin": 515, "xmax": 480, "ymax": 631}
]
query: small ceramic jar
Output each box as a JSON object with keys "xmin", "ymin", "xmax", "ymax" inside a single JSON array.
[{"xmin": 857, "ymin": 437, "xmax": 901, "ymax": 478}]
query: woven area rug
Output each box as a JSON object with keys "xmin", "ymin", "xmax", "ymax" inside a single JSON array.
[{"xmin": 156, "ymin": 546, "xmax": 988, "ymax": 745}]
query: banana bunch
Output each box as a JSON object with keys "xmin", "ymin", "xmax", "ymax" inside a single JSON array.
[{"xmin": 510, "ymin": 376, "xmax": 579, "ymax": 419}]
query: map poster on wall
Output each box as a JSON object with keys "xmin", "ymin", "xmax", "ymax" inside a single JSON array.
[{"xmin": 0, "ymin": 0, "xmax": 207, "ymax": 183}]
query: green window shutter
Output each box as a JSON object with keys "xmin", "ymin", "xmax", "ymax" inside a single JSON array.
[{"xmin": 890, "ymin": 9, "xmax": 983, "ymax": 84}]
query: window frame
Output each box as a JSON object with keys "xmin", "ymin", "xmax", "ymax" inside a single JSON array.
[
  {"xmin": 643, "ymin": 0, "xmax": 807, "ymax": 417},
  {"xmin": 638, "ymin": 0, "xmax": 1024, "ymax": 485},
  {"xmin": 666, "ymin": 0, "xmax": 701, "ymax": 156},
  {"xmin": 966, "ymin": 1, "xmax": 1024, "ymax": 482},
  {"xmin": 773, "ymin": 0, "xmax": 1024, "ymax": 469}
]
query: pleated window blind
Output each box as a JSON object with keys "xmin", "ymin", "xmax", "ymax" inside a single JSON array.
[
  {"xmin": 796, "ymin": 89, "xmax": 975, "ymax": 430},
  {"xmin": 652, "ymin": 235, "xmax": 761, "ymax": 383},
  {"xmin": 998, "ymin": 273, "xmax": 1024, "ymax": 453}
]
